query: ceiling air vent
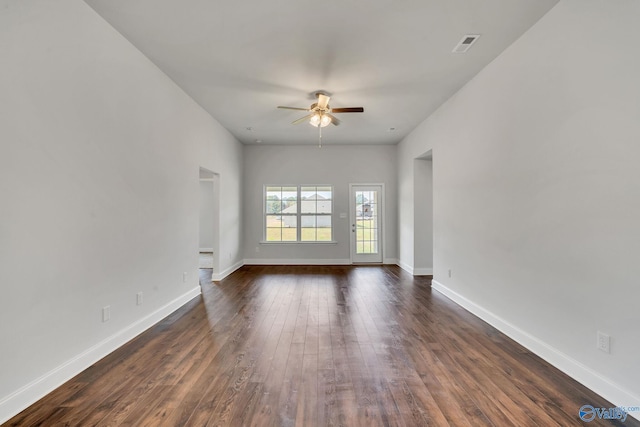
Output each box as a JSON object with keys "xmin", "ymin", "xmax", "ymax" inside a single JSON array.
[{"xmin": 452, "ymin": 34, "xmax": 480, "ymax": 53}]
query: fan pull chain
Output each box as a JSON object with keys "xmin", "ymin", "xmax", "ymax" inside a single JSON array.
[{"xmin": 318, "ymin": 124, "xmax": 322, "ymax": 148}]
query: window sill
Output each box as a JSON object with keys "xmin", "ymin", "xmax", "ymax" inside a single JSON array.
[{"xmin": 259, "ymin": 241, "xmax": 338, "ymax": 245}]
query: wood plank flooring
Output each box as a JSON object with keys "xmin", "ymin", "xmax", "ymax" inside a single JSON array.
[{"xmin": 4, "ymin": 265, "xmax": 637, "ymax": 426}]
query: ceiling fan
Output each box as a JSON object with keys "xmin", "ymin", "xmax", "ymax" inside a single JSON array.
[{"xmin": 277, "ymin": 92, "xmax": 364, "ymax": 128}]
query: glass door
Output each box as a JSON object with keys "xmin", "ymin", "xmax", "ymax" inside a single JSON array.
[{"xmin": 350, "ymin": 184, "xmax": 383, "ymax": 263}]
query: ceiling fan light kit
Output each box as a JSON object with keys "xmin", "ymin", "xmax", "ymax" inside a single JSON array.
[
  {"xmin": 277, "ymin": 92, "xmax": 364, "ymax": 147},
  {"xmin": 309, "ymin": 113, "xmax": 331, "ymax": 128}
]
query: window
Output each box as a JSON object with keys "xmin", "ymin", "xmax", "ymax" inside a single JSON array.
[
  {"xmin": 265, "ymin": 186, "xmax": 297, "ymax": 241},
  {"xmin": 301, "ymin": 186, "xmax": 332, "ymax": 241},
  {"xmin": 264, "ymin": 185, "xmax": 333, "ymax": 242}
]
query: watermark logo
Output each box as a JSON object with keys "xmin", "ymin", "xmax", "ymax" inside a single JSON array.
[
  {"xmin": 579, "ymin": 405, "xmax": 639, "ymax": 422},
  {"xmin": 579, "ymin": 405, "xmax": 597, "ymax": 422}
]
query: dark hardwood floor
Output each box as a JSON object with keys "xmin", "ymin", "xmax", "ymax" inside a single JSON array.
[{"xmin": 5, "ymin": 265, "xmax": 637, "ymax": 426}]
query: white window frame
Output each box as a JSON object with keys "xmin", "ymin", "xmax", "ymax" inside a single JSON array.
[{"xmin": 263, "ymin": 185, "xmax": 335, "ymax": 243}]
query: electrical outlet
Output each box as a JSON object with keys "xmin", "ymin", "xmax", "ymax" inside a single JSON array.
[
  {"xmin": 597, "ymin": 331, "xmax": 610, "ymax": 353},
  {"xmin": 136, "ymin": 292, "xmax": 143, "ymax": 306},
  {"xmin": 102, "ymin": 306, "xmax": 110, "ymax": 322},
  {"xmin": 448, "ymin": 269, "xmax": 452, "ymax": 278}
]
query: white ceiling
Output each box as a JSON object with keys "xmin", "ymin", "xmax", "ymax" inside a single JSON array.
[{"xmin": 84, "ymin": 0, "xmax": 559, "ymax": 146}]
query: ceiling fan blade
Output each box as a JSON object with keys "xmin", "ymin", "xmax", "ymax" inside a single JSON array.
[
  {"xmin": 331, "ymin": 107, "xmax": 364, "ymax": 113},
  {"xmin": 327, "ymin": 113, "xmax": 341, "ymax": 126},
  {"xmin": 291, "ymin": 114, "xmax": 314, "ymax": 125},
  {"xmin": 317, "ymin": 94, "xmax": 330, "ymax": 110},
  {"xmin": 278, "ymin": 106, "xmax": 310, "ymax": 111}
]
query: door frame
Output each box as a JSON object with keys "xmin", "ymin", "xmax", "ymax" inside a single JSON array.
[
  {"xmin": 199, "ymin": 168, "xmax": 220, "ymax": 276},
  {"xmin": 349, "ymin": 183, "xmax": 385, "ymax": 264}
]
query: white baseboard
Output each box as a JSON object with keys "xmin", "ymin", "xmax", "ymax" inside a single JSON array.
[
  {"xmin": 397, "ymin": 260, "xmax": 414, "ymax": 275},
  {"xmin": 383, "ymin": 258, "xmax": 398, "ymax": 265},
  {"xmin": 395, "ymin": 260, "xmax": 432, "ymax": 276},
  {"xmin": 412, "ymin": 268, "xmax": 433, "ymax": 276},
  {"xmin": 431, "ymin": 280, "xmax": 640, "ymax": 422},
  {"xmin": 0, "ymin": 287, "xmax": 201, "ymax": 425},
  {"xmin": 212, "ymin": 260, "xmax": 244, "ymax": 282},
  {"xmin": 243, "ymin": 258, "xmax": 351, "ymax": 266}
]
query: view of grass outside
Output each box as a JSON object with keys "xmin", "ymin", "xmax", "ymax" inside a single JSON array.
[
  {"xmin": 266, "ymin": 215, "xmax": 297, "ymax": 241},
  {"xmin": 301, "ymin": 226, "xmax": 332, "ymax": 241},
  {"xmin": 356, "ymin": 218, "xmax": 378, "ymax": 254}
]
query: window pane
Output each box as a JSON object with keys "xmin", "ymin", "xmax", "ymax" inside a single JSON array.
[
  {"xmin": 317, "ymin": 216, "xmax": 331, "ymax": 241},
  {"xmin": 367, "ymin": 191, "xmax": 375, "ymax": 203},
  {"xmin": 306, "ymin": 228, "xmax": 331, "ymax": 241},
  {"xmin": 266, "ymin": 228, "xmax": 281, "ymax": 241},
  {"xmin": 265, "ymin": 200, "xmax": 281, "ymax": 214},
  {"xmin": 301, "ymin": 228, "xmax": 316, "ymax": 241},
  {"xmin": 281, "ymin": 187, "xmax": 297, "ymax": 199},
  {"xmin": 317, "ymin": 215, "xmax": 331, "ymax": 227},
  {"xmin": 282, "ymin": 215, "xmax": 297, "ymax": 241},
  {"xmin": 266, "ymin": 215, "xmax": 282, "ymax": 227},
  {"xmin": 266, "ymin": 193, "xmax": 281, "ymax": 203},
  {"xmin": 316, "ymin": 228, "xmax": 331, "ymax": 241},
  {"xmin": 301, "ymin": 216, "xmax": 315, "ymax": 227},
  {"xmin": 317, "ymin": 200, "xmax": 331, "ymax": 213},
  {"xmin": 282, "ymin": 228, "xmax": 297, "ymax": 241},
  {"xmin": 280, "ymin": 214, "xmax": 297, "ymax": 229},
  {"xmin": 316, "ymin": 186, "xmax": 332, "ymax": 199},
  {"xmin": 281, "ymin": 200, "xmax": 297, "ymax": 214},
  {"xmin": 301, "ymin": 187, "xmax": 317, "ymax": 199},
  {"xmin": 301, "ymin": 200, "xmax": 316, "ymax": 214},
  {"xmin": 266, "ymin": 213, "xmax": 283, "ymax": 242},
  {"xmin": 281, "ymin": 187, "xmax": 297, "ymax": 216}
]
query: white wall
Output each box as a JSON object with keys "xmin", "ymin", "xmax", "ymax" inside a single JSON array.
[
  {"xmin": 413, "ymin": 158, "xmax": 433, "ymax": 275},
  {"xmin": 398, "ymin": 0, "xmax": 640, "ymax": 411},
  {"xmin": 0, "ymin": 0, "xmax": 243, "ymax": 422},
  {"xmin": 199, "ymin": 180, "xmax": 215, "ymax": 250},
  {"xmin": 243, "ymin": 144, "xmax": 397, "ymax": 264}
]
